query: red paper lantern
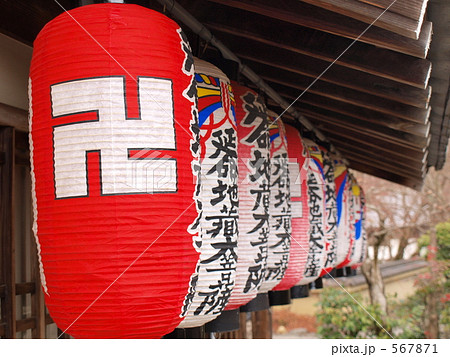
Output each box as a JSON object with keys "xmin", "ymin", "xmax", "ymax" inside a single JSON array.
[
  {"xmin": 262, "ymin": 113, "xmax": 292, "ymax": 292},
  {"xmin": 319, "ymin": 146, "xmax": 338, "ymax": 276},
  {"xmin": 178, "ymin": 58, "xmax": 238, "ymax": 327},
  {"xmin": 225, "ymin": 82, "xmax": 270, "ymax": 310},
  {"xmin": 273, "ymin": 124, "xmax": 310, "ymax": 291},
  {"xmin": 301, "ymin": 139, "xmax": 327, "ymax": 284},
  {"xmin": 29, "ymin": 4, "xmax": 200, "ymax": 338}
]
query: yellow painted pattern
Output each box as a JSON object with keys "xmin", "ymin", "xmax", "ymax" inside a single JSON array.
[
  {"xmin": 197, "ymin": 87, "xmax": 220, "ymax": 98},
  {"xmin": 199, "ymin": 73, "xmax": 211, "ymax": 84},
  {"xmin": 334, "ymin": 164, "xmax": 346, "ymax": 178},
  {"xmin": 352, "ymin": 184, "xmax": 361, "ymax": 196}
]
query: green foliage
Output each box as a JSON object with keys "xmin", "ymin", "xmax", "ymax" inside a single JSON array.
[
  {"xmin": 418, "ymin": 234, "xmax": 430, "ymax": 256},
  {"xmin": 418, "ymin": 221, "xmax": 450, "ymax": 261},
  {"xmin": 317, "ymin": 222, "xmax": 450, "ymax": 339},
  {"xmin": 390, "ymin": 293, "xmax": 427, "ymax": 338},
  {"xmin": 436, "ymin": 221, "xmax": 450, "ymax": 261},
  {"xmin": 413, "ymin": 222, "xmax": 450, "ymax": 338},
  {"xmin": 316, "ymin": 288, "xmax": 395, "ymax": 339},
  {"xmin": 391, "ymin": 266, "xmax": 450, "ymax": 339}
]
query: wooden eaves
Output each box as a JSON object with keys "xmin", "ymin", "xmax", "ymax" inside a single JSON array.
[{"xmin": 0, "ymin": 0, "xmax": 448, "ymax": 190}]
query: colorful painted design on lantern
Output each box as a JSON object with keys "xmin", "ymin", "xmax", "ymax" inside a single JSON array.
[
  {"xmin": 179, "ymin": 58, "xmax": 238, "ymax": 327},
  {"xmin": 302, "ymin": 139, "xmax": 326, "ymax": 284},
  {"xmin": 319, "ymin": 146, "xmax": 338, "ymax": 276},
  {"xmin": 308, "ymin": 143, "xmax": 324, "ymax": 178},
  {"xmin": 348, "ymin": 178, "xmax": 363, "ymax": 267},
  {"xmin": 337, "ymin": 174, "xmax": 357, "ymax": 268},
  {"xmin": 359, "ymin": 187, "xmax": 367, "ymax": 264},
  {"xmin": 29, "ymin": 4, "xmax": 200, "ymax": 338},
  {"xmin": 352, "ymin": 186, "xmax": 367, "ymax": 268},
  {"xmin": 195, "ymin": 74, "xmax": 236, "ymax": 129},
  {"xmin": 225, "ymin": 82, "xmax": 270, "ymax": 310},
  {"xmin": 259, "ymin": 114, "xmax": 291, "ymax": 292},
  {"xmin": 274, "ymin": 124, "xmax": 310, "ymax": 290}
]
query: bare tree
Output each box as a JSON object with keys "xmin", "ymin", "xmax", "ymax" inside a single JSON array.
[{"xmin": 355, "ymin": 150, "xmax": 450, "ymax": 319}]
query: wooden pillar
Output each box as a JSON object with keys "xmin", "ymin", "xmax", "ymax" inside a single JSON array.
[
  {"xmin": 238, "ymin": 312, "xmax": 247, "ymax": 339},
  {"xmin": 251, "ymin": 309, "xmax": 272, "ymax": 339},
  {"xmin": 0, "ymin": 126, "xmax": 16, "ymax": 338}
]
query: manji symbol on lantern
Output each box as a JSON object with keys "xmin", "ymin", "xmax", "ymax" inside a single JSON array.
[
  {"xmin": 29, "ymin": 4, "xmax": 201, "ymax": 338},
  {"xmin": 178, "ymin": 58, "xmax": 238, "ymax": 328},
  {"xmin": 225, "ymin": 82, "xmax": 270, "ymax": 310}
]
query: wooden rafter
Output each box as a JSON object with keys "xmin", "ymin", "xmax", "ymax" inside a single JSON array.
[
  {"xmin": 316, "ymin": 130, "xmax": 428, "ymax": 165},
  {"xmin": 338, "ymin": 147, "xmax": 425, "ymax": 178},
  {"xmin": 236, "ymin": 48, "xmax": 431, "ymax": 108},
  {"xmin": 317, "ymin": 135, "xmax": 427, "ymax": 171},
  {"xmin": 204, "ymin": 0, "xmax": 431, "ymax": 57},
  {"xmin": 312, "ymin": 120, "xmax": 426, "ymax": 156},
  {"xmin": 300, "ymin": 0, "xmax": 427, "ymax": 39},
  {"xmin": 297, "ymin": 106, "xmax": 429, "ymax": 149},
  {"xmin": 263, "ymin": 80, "xmax": 430, "ymax": 124},
  {"xmin": 357, "ymin": 0, "xmax": 429, "ymax": 22},
  {"xmin": 268, "ymin": 95, "xmax": 430, "ymax": 136},
  {"xmin": 346, "ymin": 159, "xmax": 424, "ymax": 190},
  {"xmin": 205, "ymin": 22, "xmax": 431, "ymax": 88}
]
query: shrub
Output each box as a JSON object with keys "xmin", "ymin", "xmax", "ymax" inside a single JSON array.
[
  {"xmin": 316, "ymin": 288, "xmax": 395, "ymax": 339},
  {"xmin": 317, "ymin": 222, "xmax": 449, "ymax": 339}
]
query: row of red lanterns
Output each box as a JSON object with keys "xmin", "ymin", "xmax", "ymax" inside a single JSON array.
[{"xmin": 28, "ymin": 4, "xmax": 366, "ymax": 338}]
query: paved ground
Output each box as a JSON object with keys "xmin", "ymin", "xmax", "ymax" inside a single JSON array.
[{"xmin": 274, "ymin": 328, "xmax": 319, "ymax": 339}]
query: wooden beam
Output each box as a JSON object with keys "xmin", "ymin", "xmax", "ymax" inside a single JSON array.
[
  {"xmin": 14, "ymin": 131, "xmax": 30, "ymax": 167},
  {"xmin": 282, "ymin": 115, "xmax": 427, "ymax": 180},
  {"xmin": 262, "ymin": 79, "xmax": 430, "ymax": 124},
  {"xmin": 299, "ymin": 95, "xmax": 429, "ymax": 130},
  {"xmin": 251, "ymin": 310, "xmax": 272, "ymax": 339},
  {"xmin": 0, "ymin": 284, "xmax": 5, "ymax": 297},
  {"xmin": 346, "ymin": 159, "xmax": 424, "ymax": 190},
  {"xmin": 338, "ymin": 147, "xmax": 425, "ymax": 178},
  {"xmin": 0, "ymin": 126, "xmax": 16, "ymax": 338},
  {"xmin": 204, "ymin": 0, "xmax": 431, "ymax": 58},
  {"xmin": 311, "ymin": 120, "xmax": 426, "ymax": 156},
  {"xmin": 299, "ymin": 106, "xmax": 429, "ymax": 149},
  {"xmin": 268, "ymin": 95, "xmax": 430, "ymax": 136},
  {"xmin": 236, "ymin": 47, "xmax": 431, "ymax": 108},
  {"xmin": 206, "ymin": 23, "xmax": 431, "ymax": 88},
  {"xmin": 239, "ymin": 312, "xmax": 247, "ymax": 339},
  {"xmin": 317, "ymin": 132, "xmax": 427, "ymax": 166},
  {"xmin": 0, "ymin": 102, "xmax": 28, "ymax": 132},
  {"xmin": 15, "ymin": 282, "xmax": 35, "ymax": 295},
  {"xmin": 339, "ymin": 145, "xmax": 427, "ymax": 177},
  {"xmin": 357, "ymin": 0, "xmax": 429, "ymax": 22},
  {"xmin": 0, "ymin": 323, "xmax": 5, "ymax": 337},
  {"xmin": 300, "ymin": 0, "xmax": 425, "ymax": 39},
  {"xmin": 16, "ymin": 317, "xmax": 36, "ymax": 333}
]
